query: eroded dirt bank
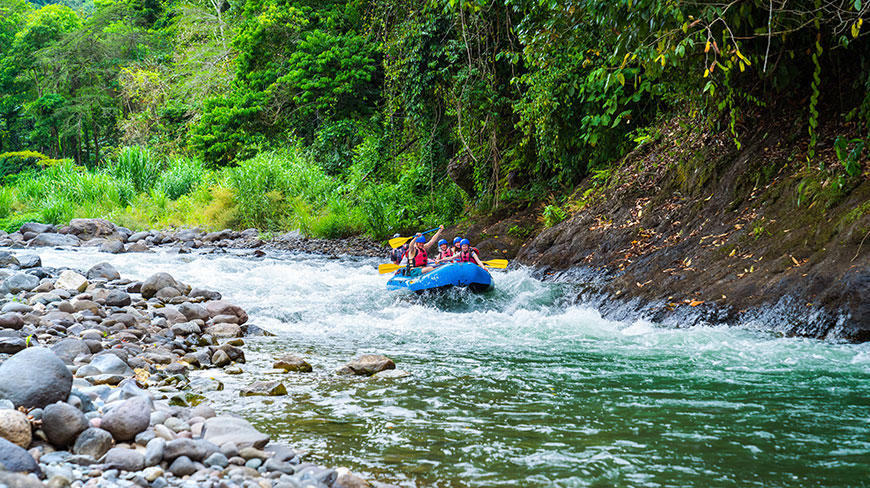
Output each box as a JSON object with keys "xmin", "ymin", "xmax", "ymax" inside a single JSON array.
[{"xmin": 509, "ymin": 111, "xmax": 870, "ymax": 341}]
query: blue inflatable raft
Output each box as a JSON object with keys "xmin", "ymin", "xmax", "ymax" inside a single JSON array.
[{"xmin": 386, "ymin": 262, "xmax": 494, "ymax": 293}]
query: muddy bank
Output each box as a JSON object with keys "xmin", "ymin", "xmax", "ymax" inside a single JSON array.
[{"xmin": 513, "ymin": 113, "xmax": 870, "ymax": 341}]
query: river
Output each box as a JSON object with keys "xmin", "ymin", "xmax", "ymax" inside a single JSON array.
[{"xmin": 36, "ymin": 247, "xmax": 870, "ymax": 487}]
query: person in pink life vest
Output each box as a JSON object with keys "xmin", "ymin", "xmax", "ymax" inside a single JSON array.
[{"xmin": 456, "ymin": 238, "xmax": 485, "ymax": 267}]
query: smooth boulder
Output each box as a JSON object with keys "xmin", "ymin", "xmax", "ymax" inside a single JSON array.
[
  {"xmin": 0, "ymin": 438, "xmax": 41, "ymax": 475},
  {"xmin": 336, "ymin": 354, "xmax": 396, "ymax": 376},
  {"xmin": 54, "ymin": 270, "xmax": 88, "ymax": 292},
  {"xmin": 72, "ymin": 428, "xmax": 113, "ymax": 459},
  {"xmin": 0, "ymin": 409, "xmax": 32, "ymax": 448},
  {"xmin": 141, "ymin": 273, "xmax": 179, "ymax": 299},
  {"xmin": 28, "ymin": 233, "xmax": 80, "ymax": 247},
  {"xmin": 0, "ymin": 347, "xmax": 73, "ymax": 409},
  {"xmin": 86, "ymin": 262, "xmax": 121, "ymax": 281},
  {"xmin": 42, "ymin": 401, "xmax": 89, "ymax": 447},
  {"xmin": 100, "ymin": 396, "xmax": 151, "ymax": 441},
  {"xmin": 201, "ymin": 416, "xmax": 269, "ymax": 449}
]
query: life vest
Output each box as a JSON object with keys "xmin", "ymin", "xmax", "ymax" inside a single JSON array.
[
  {"xmin": 458, "ymin": 250, "xmax": 475, "ymax": 263},
  {"xmin": 390, "ymin": 245, "xmax": 407, "ymax": 264},
  {"xmin": 412, "ymin": 247, "xmax": 428, "ymax": 267},
  {"xmin": 439, "ymin": 248, "xmax": 454, "ymax": 260}
]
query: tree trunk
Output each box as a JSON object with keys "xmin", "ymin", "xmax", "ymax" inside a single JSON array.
[{"xmin": 92, "ymin": 121, "xmax": 100, "ymax": 165}]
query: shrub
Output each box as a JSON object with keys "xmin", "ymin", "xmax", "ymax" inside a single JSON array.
[
  {"xmin": 157, "ymin": 158, "xmax": 206, "ymax": 199},
  {"xmin": 111, "ymin": 146, "xmax": 163, "ymax": 192},
  {"xmin": 542, "ymin": 204, "xmax": 567, "ymax": 228}
]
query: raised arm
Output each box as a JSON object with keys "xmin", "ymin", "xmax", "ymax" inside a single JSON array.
[{"xmin": 425, "ymin": 225, "xmax": 445, "ymax": 250}]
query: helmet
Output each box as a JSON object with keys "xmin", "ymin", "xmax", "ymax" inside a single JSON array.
[
  {"xmin": 415, "ymin": 235, "xmax": 426, "ymax": 243},
  {"xmin": 438, "ymin": 239, "xmax": 447, "ymax": 246},
  {"xmin": 453, "ymin": 237, "xmax": 462, "ymax": 244},
  {"xmin": 460, "ymin": 239, "xmax": 470, "ymax": 246},
  {"xmin": 392, "ymin": 233, "xmax": 401, "ymax": 238}
]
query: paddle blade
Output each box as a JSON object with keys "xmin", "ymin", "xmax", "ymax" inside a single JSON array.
[
  {"xmin": 378, "ymin": 263, "xmax": 404, "ymax": 274},
  {"xmin": 482, "ymin": 259, "xmax": 509, "ymax": 269},
  {"xmin": 388, "ymin": 236, "xmax": 411, "ymax": 249}
]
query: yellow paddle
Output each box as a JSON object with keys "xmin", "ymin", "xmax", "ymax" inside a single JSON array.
[
  {"xmin": 378, "ymin": 263, "xmax": 405, "ymax": 274},
  {"xmin": 388, "ymin": 227, "xmax": 440, "ymax": 249},
  {"xmin": 481, "ymin": 259, "xmax": 509, "ymax": 269}
]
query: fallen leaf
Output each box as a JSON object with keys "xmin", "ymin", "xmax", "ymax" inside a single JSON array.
[
  {"xmin": 791, "ymin": 255, "xmax": 799, "ymax": 266},
  {"xmin": 689, "ymin": 300, "xmax": 704, "ymax": 307}
]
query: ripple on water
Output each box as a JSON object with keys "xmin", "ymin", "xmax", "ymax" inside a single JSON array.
[{"xmin": 31, "ymin": 247, "xmax": 870, "ymax": 487}]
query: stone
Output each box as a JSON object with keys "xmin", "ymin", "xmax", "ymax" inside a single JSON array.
[
  {"xmin": 205, "ymin": 302, "xmax": 248, "ymax": 324},
  {"xmin": 103, "ymin": 447, "xmax": 145, "ymax": 472},
  {"xmin": 19, "ymin": 222, "xmax": 53, "ymax": 234},
  {"xmin": 143, "ymin": 466, "xmax": 164, "ymax": 482},
  {"xmin": 55, "ymin": 271, "xmax": 88, "ymax": 292},
  {"xmin": 189, "ymin": 288, "xmax": 221, "ymax": 301},
  {"xmin": 0, "ymin": 312, "xmax": 24, "ymax": 330},
  {"xmin": 141, "ymin": 273, "xmax": 179, "ymax": 299},
  {"xmin": 104, "ymin": 290, "xmax": 131, "ymax": 307},
  {"xmin": 0, "ymin": 347, "xmax": 73, "ymax": 409},
  {"xmin": 16, "ymin": 255, "xmax": 41, "ymax": 269},
  {"xmin": 334, "ymin": 470, "xmax": 372, "ymax": 488},
  {"xmin": 0, "ymin": 251, "xmax": 20, "ymax": 267},
  {"xmin": 190, "ymin": 404, "xmax": 215, "ymax": 420},
  {"xmin": 0, "ymin": 438, "xmax": 41, "ymax": 475},
  {"xmin": 0, "ymin": 471, "xmax": 45, "ymax": 488},
  {"xmin": 168, "ymin": 455, "xmax": 197, "ymax": 476},
  {"xmin": 206, "ymin": 323, "xmax": 243, "ymax": 338},
  {"xmin": 50, "ymin": 338, "xmax": 91, "ymax": 364},
  {"xmin": 204, "ymin": 452, "xmax": 229, "ymax": 468},
  {"xmin": 1, "ymin": 303, "xmax": 32, "ymax": 314},
  {"xmin": 67, "ymin": 219, "xmax": 118, "ymax": 240},
  {"xmin": 211, "ymin": 350, "xmax": 230, "ymax": 367},
  {"xmin": 155, "ymin": 287, "xmax": 182, "ymax": 301},
  {"xmin": 72, "ymin": 428, "xmax": 113, "ymax": 459},
  {"xmin": 28, "ymin": 233, "xmax": 81, "ymax": 247},
  {"xmin": 89, "ymin": 353, "xmax": 134, "ymax": 376},
  {"xmin": 0, "ymin": 337, "xmax": 26, "ymax": 354},
  {"xmin": 239, "ymin": 381, "xmax": 286, "ymax": 397},
  {"xmin": 86, "ymin": 262, "xmax": 121, "ymax": 281},
  {"xmin": 100, "ymin": 396, "xmax": 151, "ymax": 441},
  {"xmin": 99, "ymin": 241, "xmax": 125, "ymax": 254},
  {"xmin": 178, "ymin": 303, "xmax": 209, "ymax": 321},
  {"xmin": 163, "ymin": 438, "xmax": 218, "ymax": 462},
  {"xmin": 145, "ymin": 437, "xmax": 166, "ymax": 466},
  {"xmin": 43, "ymin": 401, "xmax": 89, "ymax": 447},
  {"xmin": 127, "ymin": 231, "xmax": 150, "ymax": 242},
  {"xmin": 4, "ymin": 273, "xmax": 40, "ymax": 293},
  {"xmin": 336, "ymin": 355, "xmax": 396, "ymax": 376},
  {"xmin": 0, "ymin": 409, "xmax": 31, "ymax": 448},
  {"xmin": 152, "ymin": 307, "xmax": 186, "ymax": 325},
  {"xmin": 272, "ymin": 356, "xmax": 312, "ymax": 373},
  {"xmin": 170, "ymin": 321, "xmax": 201, "ymax": 336},
  {"xmin": 202, "ymin": 416, "xmax": 269, "ymax": 450},
  {"xmin": 295, "ymin": 466, "xmax": 337, "ymax": 487},
  {"xmin": 238, "ymin": 447, "xmax": 270, "ymax": 460}
]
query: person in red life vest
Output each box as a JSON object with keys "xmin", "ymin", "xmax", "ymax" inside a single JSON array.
[
  {"xmin": 431, "ymin": 239, "xmax": 454, "ymax": 266},
  {"xmin": 457, "ymin": 238, "xmax": 485, "ymax": 267},
  {"xmin": 406, "ymin": 225, "xmax": 444, "ymax": 275}
]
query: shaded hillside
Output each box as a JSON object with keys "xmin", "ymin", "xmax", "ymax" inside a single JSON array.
[{"xmin": 517, "ymin": 103, "xmax": 870, "ymax": 341}]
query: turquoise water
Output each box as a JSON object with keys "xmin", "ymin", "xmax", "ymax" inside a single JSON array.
[{"xmin": 39, "ymin": 249, "xmax": 870, "ymax": 487}]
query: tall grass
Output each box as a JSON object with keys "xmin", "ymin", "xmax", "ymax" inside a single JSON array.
[
  {"xmin": 111, "ymin": 146, "xmax": 163, "ymax": 192},
  {"xmin": 157, "ymin": 157, "xmax": 206, "ymax": 199},
  {"xmin": 0, "ymin": 187, "xmax": 14, "ymax": 219}
]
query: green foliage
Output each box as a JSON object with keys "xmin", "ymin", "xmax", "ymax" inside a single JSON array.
[
  {"xmin": 156, "ymin": 158, "xmax": 206, "ymax": 199},
  {"xmin": 541, "ymin": 204, "xmax": 567, "ymax": 228},
  {"xmin": 834, "ymin": 136, "xmax": 866, "ymax": 177},
  {"xmin": 0, "ymin": 186, "xmax": 14, "ymax": 219},
  {"xmin": 111, "ymin": 146, "xmax": 162, "ymax": 192}
]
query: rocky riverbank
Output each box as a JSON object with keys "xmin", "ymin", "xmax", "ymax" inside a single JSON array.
[
  {"xmin": 0, "ymin": 223, "xmax": 399, "ymax": 488},
  {"xmin": 0, "ymin": 219, "xmax": 383, "ymax": 260}
]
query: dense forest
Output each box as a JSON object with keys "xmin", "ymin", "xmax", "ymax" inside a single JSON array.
[{"xmin": 0, "ymin": 0, "xmax": 868, "ymax": 238}]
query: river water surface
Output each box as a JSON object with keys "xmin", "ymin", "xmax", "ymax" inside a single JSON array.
[{"xmin": 36, "ymin": 248, "xmax": 870, "ymax": 487}]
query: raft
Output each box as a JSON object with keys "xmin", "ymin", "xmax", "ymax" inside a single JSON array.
[{"xmin": 386, "ymin": 262, "xmax": 494, "ymax": 293}]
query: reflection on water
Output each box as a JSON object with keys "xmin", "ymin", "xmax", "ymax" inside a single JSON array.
[{"xmin": 35, "ymin": 248, "xmax": 870, "ymax": 487}]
